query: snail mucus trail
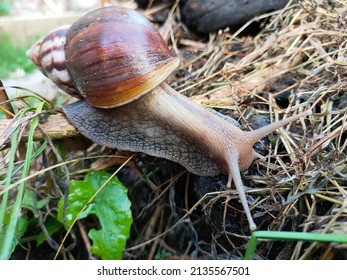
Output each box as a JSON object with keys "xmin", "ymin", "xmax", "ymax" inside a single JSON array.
[{"xmin": 26, "ymin": 6, "xmax": 310, "ymax": 231}]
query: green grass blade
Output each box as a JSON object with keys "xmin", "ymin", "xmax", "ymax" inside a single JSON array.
[
  {"xmin": 244, "ymin": 230, "xmax": 347, "ymax": 260},
  {"xmin": 0, "ymin": 124, "xmax": 21, "ymax": 239},
  {"xmin": 0, "ymin": 103, "xmax": 44, "ymax": 259}
]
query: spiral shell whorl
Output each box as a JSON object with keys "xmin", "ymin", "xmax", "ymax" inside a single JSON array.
[
  {"xmin": 26, "ymin": 25, "xmax": 81, "ymax": 98},
  {"xmin": 65, "ymin": 6, "xmax": 180, "ymax": 108}
]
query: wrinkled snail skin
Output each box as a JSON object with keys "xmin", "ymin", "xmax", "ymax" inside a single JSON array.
[
  {"xmin": 63, "ymin": 83, "xmax": 252, "ymax": 176},
  {"xmin": 27, "ymin": 6, "xmax": 310, "ymax": 231}
]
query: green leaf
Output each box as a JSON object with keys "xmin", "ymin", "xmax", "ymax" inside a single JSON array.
[
  {"xmin": 57, "ymin": 171, "xmax": 132, "ymax": 260},
  {"xmin": 57, "ymin": 180, "xmax": 95, "ymax": 225}
]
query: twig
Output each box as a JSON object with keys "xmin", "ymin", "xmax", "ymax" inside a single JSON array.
[{"xmin": 0, "ymin": 113, "xmax": 78, "ymax": 147}]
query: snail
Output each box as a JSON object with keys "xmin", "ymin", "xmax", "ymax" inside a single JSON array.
[{"xmin": 27, "ymin": 6, "xmax": 309, "ymax": 231}]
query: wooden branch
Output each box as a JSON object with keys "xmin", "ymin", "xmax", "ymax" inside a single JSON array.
[{"xmin": 0, "ymin": 113, "xmax": 79, "ymax": 145}]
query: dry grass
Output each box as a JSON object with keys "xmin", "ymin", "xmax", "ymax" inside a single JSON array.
[
  {"xmin": 0, "ymin": 0, "xmax": 346, "ymax": 259},
  {"xmin": 137, "ymin": 0, "xmax": 347, "ymax": 259}
]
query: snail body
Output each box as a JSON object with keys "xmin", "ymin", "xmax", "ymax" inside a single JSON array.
[{"xmin": 27, "ymin": 6, "xmax": 309, "ymax": 231}]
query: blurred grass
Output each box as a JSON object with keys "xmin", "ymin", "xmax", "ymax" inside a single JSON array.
[
  {"xmin": 0, "ymin": 34, "xmax": 36, "ymax": 78},
  {"xmin": 0, "ymin": 2, "xmax": 11, "ymax": 16}
]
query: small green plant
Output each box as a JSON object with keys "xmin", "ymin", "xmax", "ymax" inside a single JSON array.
[
  {"xmin": 1, "ymin": 158, "xmax": 133, "ymax": 259},
  {"xmin": 0, "ymin": 90, "xmax": 132, "ymax": 259},
  {"xmin": 57, "ymin": 170, "xmax": 133, "ymax": 260},
  {"xmin": 0, "ymin": 34, "xmax": 36, "ymax": 78}
]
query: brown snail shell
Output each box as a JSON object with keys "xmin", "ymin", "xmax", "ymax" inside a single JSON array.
[{"xmin": 27, "ymin": 6, "xmax": 180, "ymax": 108}]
